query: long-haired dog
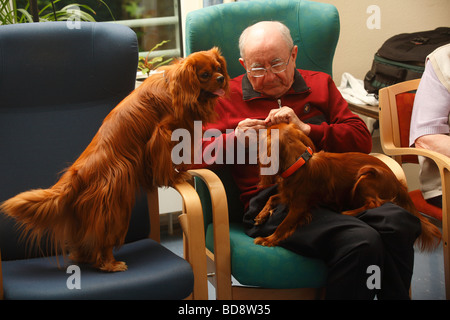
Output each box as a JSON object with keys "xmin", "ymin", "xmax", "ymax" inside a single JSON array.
[
  {"xmin": 254, "ymin": 122, "xmax": 441, "ymax": 251},
  {"xmin": 0, "ymin": 47, "xmax": 229, "ymax": 272}
]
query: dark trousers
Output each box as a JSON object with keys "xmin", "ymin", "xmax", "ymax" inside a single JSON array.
[{"xmin": 243, "ymin": 185, "xmax": 422, "ymax": 300}]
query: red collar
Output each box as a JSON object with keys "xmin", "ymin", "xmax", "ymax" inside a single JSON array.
[{"xmin": 280, "ymin": 147, "xmax": 313, "ymax": 179}]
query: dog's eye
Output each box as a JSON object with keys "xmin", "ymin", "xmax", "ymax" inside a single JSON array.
[
  {"xmin": 217, "ymin": 67, "xmax": 222, "ymax": 73},
  {"xmin": 201, "ymin": 72, "xmax": 211, "ymax": 79}
]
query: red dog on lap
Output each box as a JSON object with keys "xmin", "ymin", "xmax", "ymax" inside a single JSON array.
[{"xmin": 255, "ymin": 122, "xmax": 441, "ymax": 251}]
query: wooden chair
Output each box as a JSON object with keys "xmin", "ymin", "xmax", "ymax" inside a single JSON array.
[{"xmin": 378, "ymin": 79, "xmax": 450, "ymax": 299}]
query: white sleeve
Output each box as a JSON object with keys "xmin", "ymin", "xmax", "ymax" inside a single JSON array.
[{"xmin": 409, "ymin": 60, "xmax": 450, "ymax": 147}]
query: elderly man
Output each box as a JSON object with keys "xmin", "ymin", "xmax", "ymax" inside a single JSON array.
[{"xmin": 198, "ymin": 21, "xmax": 422, "ymax": 300}]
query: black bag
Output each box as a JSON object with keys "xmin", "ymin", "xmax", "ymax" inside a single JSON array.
[{"xmin": 364, "ymin": 27, "xmax": 450, "ymax": 95}]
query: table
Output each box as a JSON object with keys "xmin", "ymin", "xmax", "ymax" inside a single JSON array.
[{"xmin": 347, "ymin": 101, "xmax": 379, "ymax": 120}]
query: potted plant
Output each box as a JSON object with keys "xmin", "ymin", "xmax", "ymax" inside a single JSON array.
[
  {"xmin": 0, "ymin": 0, "xmax": 112, "ymax": 24},
  {"xmin": 137, "ymin": 40, "xmax": 174, "ymax": 81}
]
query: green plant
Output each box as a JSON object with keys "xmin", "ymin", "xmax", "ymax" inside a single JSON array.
[
  {"xmin": 0, "ymin": 0, "xmax": 113, "ymax": 24},
  {"xmin": 1, "ymin": 0, "xmax": 18, "ymax": 24},
  {"xmin": 138, "ymin": 40, "xmax": 174, "ymax": 76}
]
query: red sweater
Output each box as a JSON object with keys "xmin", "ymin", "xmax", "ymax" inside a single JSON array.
[{"xmin": 196, "ymin": 69, "xmax": 372, "ymax": 208}]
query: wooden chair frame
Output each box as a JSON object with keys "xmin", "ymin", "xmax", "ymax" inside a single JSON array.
[{"xmin": 379, "ymin": 79, "xmax": 450, "ymax": 299}]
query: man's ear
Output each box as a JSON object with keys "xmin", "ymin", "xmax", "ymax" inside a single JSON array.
[
  {"xmin": 239, "ymin": 58, "xmax": 246, "ymax": 70},
  {"xmin": 291, "ymin": 45, "xmax": 298, "ymax": 67}
]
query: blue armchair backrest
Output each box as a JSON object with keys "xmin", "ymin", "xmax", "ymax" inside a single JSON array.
[
  {"xmin": 185, "ymin": 0, "xmax": 340, "ymax": 78},
  {"xmin": 0, "ymin": 22, "xmax": 144, "ymax": 260}
]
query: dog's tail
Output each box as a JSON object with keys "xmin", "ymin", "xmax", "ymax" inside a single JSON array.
[
  {"xmin": 412, "ymin": 205, "xmax": 442, "ymax": 252},
  {"xmin": 0, "ymin": 178, "xmax": 74, "ymax": 256},
  {"xmin": 352, "ymin": 165, "xmax": 441, "ymax": 252}
]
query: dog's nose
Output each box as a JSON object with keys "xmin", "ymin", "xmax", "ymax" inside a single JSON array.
[{"xmin": 216, "ymin": 75, "xmax": 225, "ymax": 84}]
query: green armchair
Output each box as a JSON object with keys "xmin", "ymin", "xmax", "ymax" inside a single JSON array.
[
  {"xmin": 184, "ymin": 0, "xmax": 340, "ymax": 299},
  {"xmin": 185, "ymin": 0, "xmax": 340, "ymax": 78}
]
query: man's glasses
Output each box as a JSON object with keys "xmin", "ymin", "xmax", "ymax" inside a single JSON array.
[{"xmin": 246, "ymin": 48, "xmax": 294, "ymax": 78}]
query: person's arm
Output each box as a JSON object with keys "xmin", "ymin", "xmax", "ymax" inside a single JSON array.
[
  {"xmin": 410, "ymin": 60, "xmax": 450, "ymax": 156},
  {"xmin": 415, "ymin": 134, "xmax": 450, "ymax": 158}
]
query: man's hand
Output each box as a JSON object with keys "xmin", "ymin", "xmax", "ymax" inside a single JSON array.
[
  {"xmin": 235, "ymin": 118, "xmax": 267, "ymax": 147},
  {"xmin": 264, "ymin": 106, "xmax": 311, "ymax": 135}
]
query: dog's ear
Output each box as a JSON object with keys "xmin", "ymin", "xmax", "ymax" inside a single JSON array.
[
  {"xmin": 211, "ymin": 47, "xmax": 230, "ymax": 92},
  {"xmin": 258, "ymin": 126, "xmax": 280, "ymax": 185},
  {"xmin": 169, "ymin": 60, "xmax": 201, "ymax": 121},
  {"xmin": 291, "ymin": 123, "xmax": 316, "ymax": 153}
]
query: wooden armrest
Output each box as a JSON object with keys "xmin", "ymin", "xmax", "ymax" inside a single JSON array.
[
  {"xmin": 383, "ymin": 146, "xmax": 450, "ymax": 169},
  {"xmin": 370, "ymin": 153, "xmax": 407, "ymax": 186},
  {"xmin": 146, "ymin": 186, "xmax": 161, "ymax": 242},
  {"xmin": 187, "ymin": 169, "xmax": 232, "ymax": 300},
  {"xmin": 172, "ymin": 179, "xmax": 208, "ymax": 300},
  {"xmin": 146, "ymin": 182, "xmax": 208, "ymax": 299},
  {"xmin": 374, "ymin": 148, "xmax": 449, "ymax": 214}
]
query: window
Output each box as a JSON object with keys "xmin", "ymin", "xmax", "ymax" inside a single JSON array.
[
  {"xmin": 109, "ymin": 0, "xmax": 182, "ymax": 60},
  {"xmin": 14, "ymin": 0, "xmax": 182, "ymax": 60}
]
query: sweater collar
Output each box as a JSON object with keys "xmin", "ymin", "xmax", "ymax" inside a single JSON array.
[{"xmin": 242, "ymin": 69, "xmax": 310, "ymax": 101}]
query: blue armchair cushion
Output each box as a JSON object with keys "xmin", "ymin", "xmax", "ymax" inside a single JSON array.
[{"xmin": 2, "ymin": 238, "xmax": 194, "ymax": 300}]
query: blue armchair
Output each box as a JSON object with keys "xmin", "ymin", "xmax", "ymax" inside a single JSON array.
[
  {"xmin": 0, "ymin": 22, "xmax": 205, "ymax": 299},
  {"xmin": 184, "ymin": 0, "xmax": 340, "ymax": 299}
]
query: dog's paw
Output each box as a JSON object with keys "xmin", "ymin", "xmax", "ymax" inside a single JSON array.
[
  {"xmin": 254, "ymin": 209, "xmax": 274, "ymax": 226},
  {"xmin": 254, "ymin": 237, "xmax": 266, "ymax": 245},
  {"xmin": 254, "ymin": 214, "xmax": 267, "ymax": 226},
  {"xmin": 254, "ymin": 235, "xmax": 278, "ymax": 247},
  {"xmin": 99, "ymin": 261, "xmax": 128, "ymax": 272}
]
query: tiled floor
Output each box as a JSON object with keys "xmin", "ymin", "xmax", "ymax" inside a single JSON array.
[{"xmin": 160, "ymin": 131, "xmax": 446, "ymax": 300}]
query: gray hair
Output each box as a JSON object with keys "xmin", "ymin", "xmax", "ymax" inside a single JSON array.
[{"xmin": 239, "ymin": 21, "xmax": 294, "ymax": 59}]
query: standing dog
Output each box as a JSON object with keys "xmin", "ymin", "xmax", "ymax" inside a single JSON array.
[
  {"xmin": 0, "ymin": 47, "xmax": 229, "ymax": 272},
  {"xmin": 255, "ymin": 122, "xmax": 441, "ymax": 251}
]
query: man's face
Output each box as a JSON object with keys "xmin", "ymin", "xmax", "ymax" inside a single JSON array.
[{"xmin": 240, "ymin": 33, "xmax": 297, "ymax": 99}]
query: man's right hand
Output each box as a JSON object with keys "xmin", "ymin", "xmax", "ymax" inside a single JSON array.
[{"xmin": 235, "ymin": 118, "xmax": 267, "ymax": 147}]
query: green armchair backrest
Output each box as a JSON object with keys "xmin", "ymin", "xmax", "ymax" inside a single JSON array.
[{"xmin": 185, "ymin": 0, "xmax": 340, "ymax": 78}]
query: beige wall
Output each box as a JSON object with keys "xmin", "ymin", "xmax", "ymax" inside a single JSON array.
[
  {"xmin": 181, "ymin": 0, "xmax": 450, "ymax": 83},
  {"xmin": 314, "ymin": 0, "xmax": 450, "ymax": 83}
]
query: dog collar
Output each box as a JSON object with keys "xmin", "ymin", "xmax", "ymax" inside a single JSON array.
[{"xmin": 280, "ymin": 147, "xmax": 313, "ymax": 179}]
